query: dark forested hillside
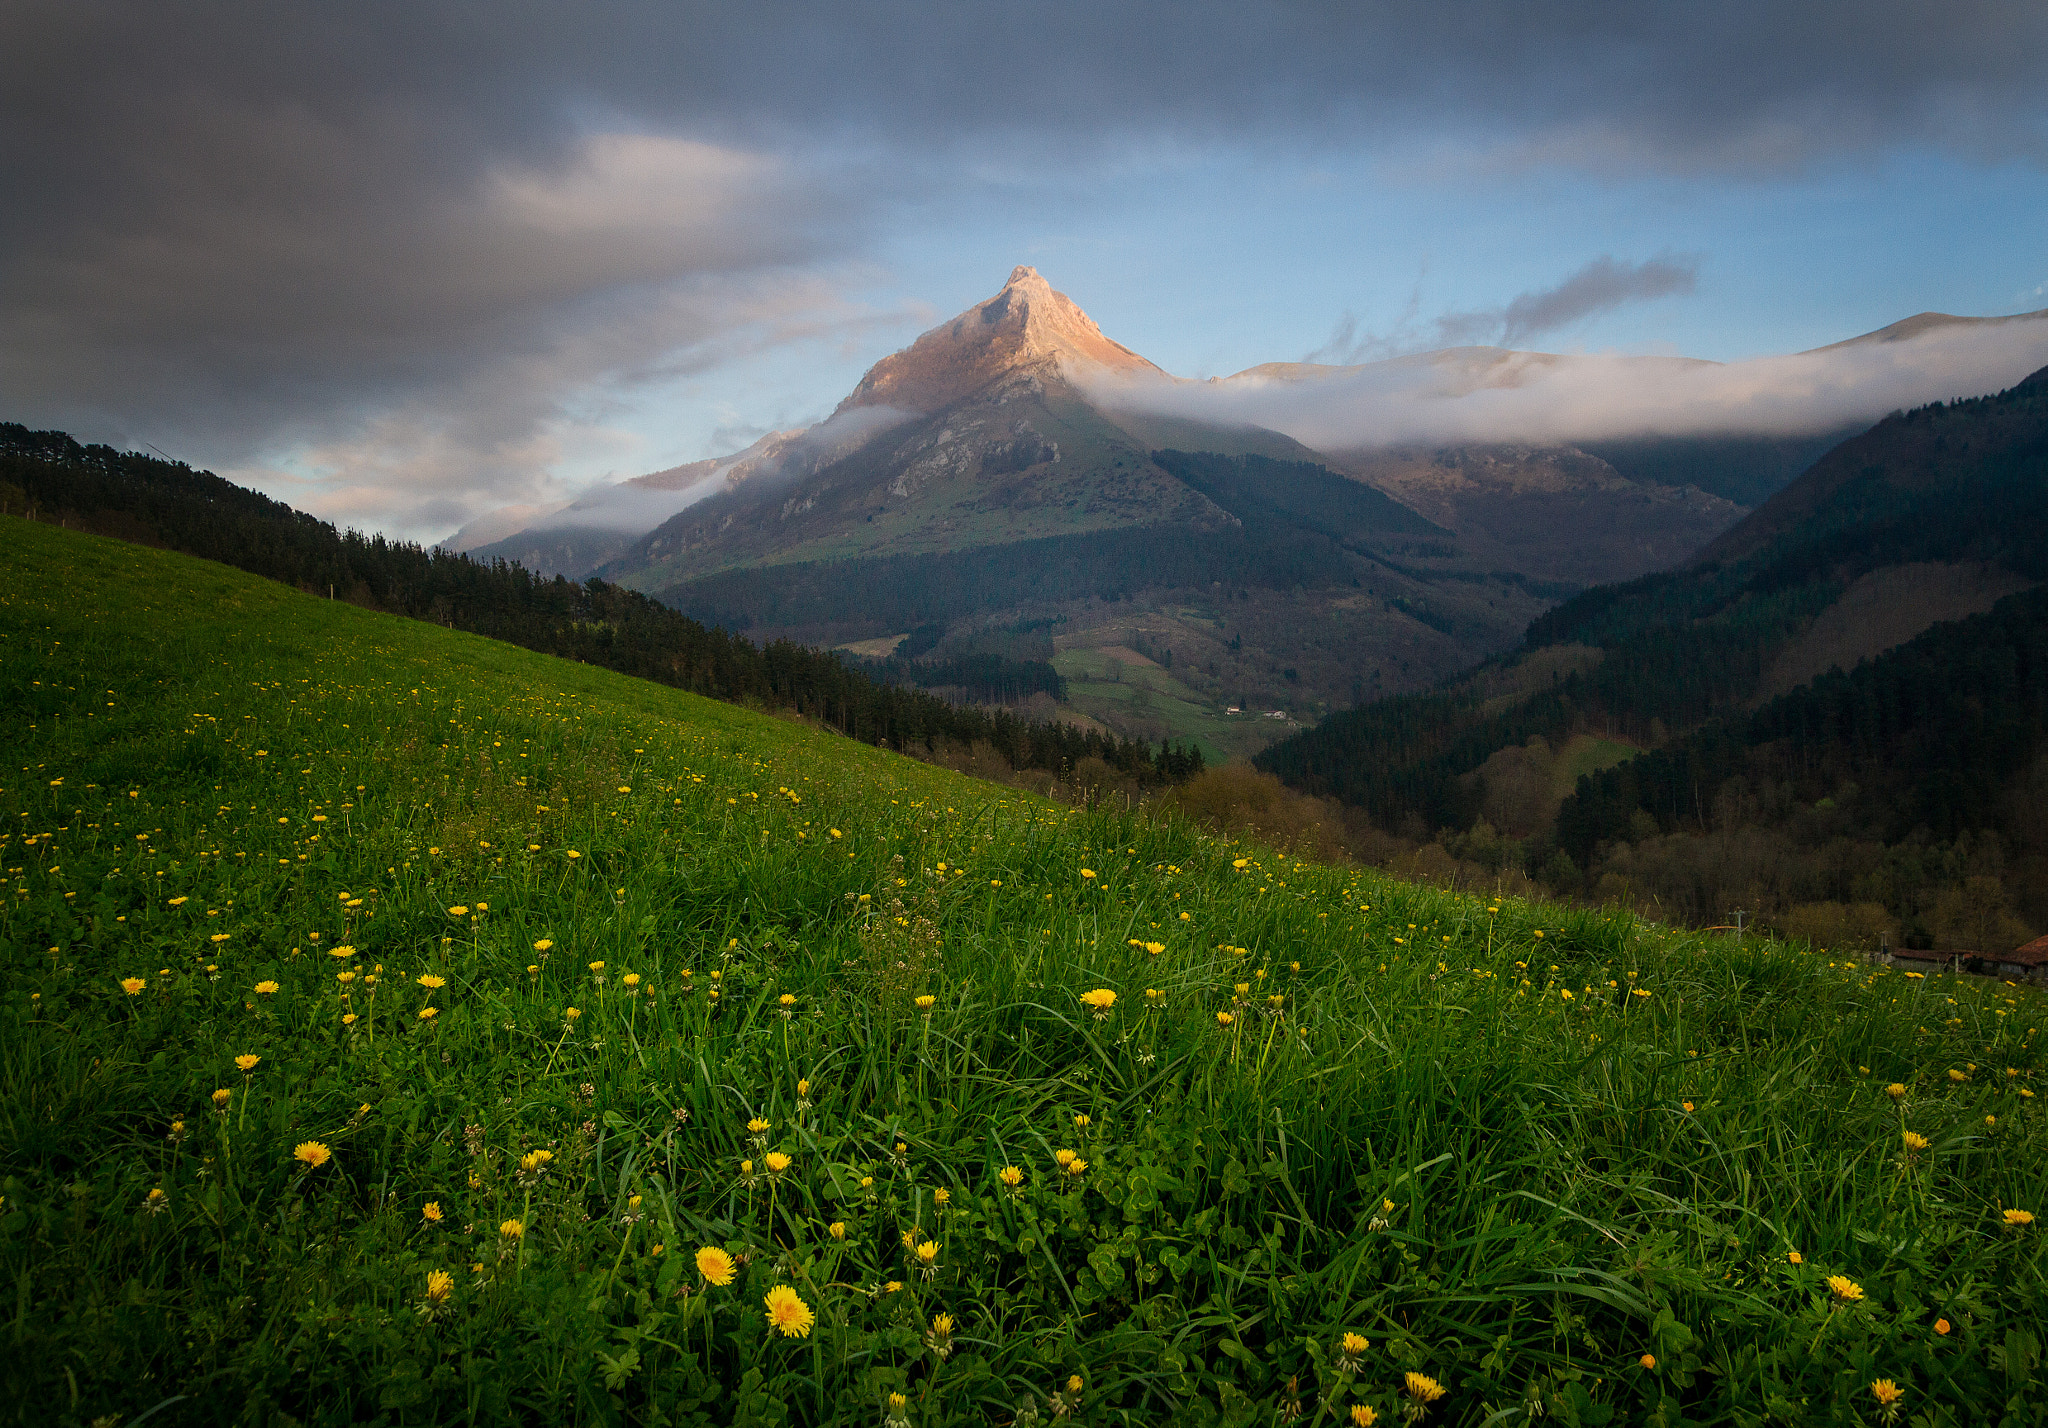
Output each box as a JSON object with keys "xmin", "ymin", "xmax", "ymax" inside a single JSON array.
[
  {"xmin": 0, "ymin": 424, "xmax": 1201, "ymax": 786},
  {"xmin": 1257, "ymin": 365, "xmax": 2048, "ymax": 945},
  {"xmin": 649, "ymin": 450, "xmax": 1442, "ymax": 644}
]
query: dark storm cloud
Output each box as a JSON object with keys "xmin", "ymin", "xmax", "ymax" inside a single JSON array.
[{"xmin": 3, "ymin": 0, "xmax": 2043, "ymax": 528}]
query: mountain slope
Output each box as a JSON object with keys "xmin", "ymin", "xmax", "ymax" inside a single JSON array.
[{"xmin": 1257, "ymin": 365, "xmax": 2048, "ymax": 938}]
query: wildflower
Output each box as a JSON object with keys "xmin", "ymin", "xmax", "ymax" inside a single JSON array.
[
  {"xmin": 1948, "ymin": 1068, "xmax": 1968, "ymax": 1082},
  {"xmin": 1638, "ymin": 1353, "xmax": 1656, "ymax": 1370},
  {"xmin": 2004, "ymin": 1208, "xmax": 2036, "ymax": 1228},
  {"xmin": 1217, "ymin": 1011, "xmax": 1235, "ymax": 1026},
  {"xmin": 534, "ymin": 939, "xmax": 553, "ymax": 952},
  {"xmin": 1073, "ymin": 1114, "xmax": 1091, "ymax": 1130},
  {"xmin": 1902, "ymin": 1131, "xmax": 1931, "ymax": 1153},
  {"xmin": 1885, "ymin": 1083, "xmax": 1908, "ymax": 1099},
  {"xmin": 1787, "ymin": 1250, "xmax": 1803, "ymax": 1265},
  {"xmin": 424, "ymin": 1269, "xmax": 454, "ymax": 1306},
  {"xmin": 883, "ymin": 1280, "xmax": 903, "ymax": 1293},
  {"xmin": 1827, "ymin": 1275, "xmax": 1864, "ymax": 1304},
  {"xmin": 588, "ymin": 961, "xmax": 605, "ymax": 973},
  {"xmin": 1337, "ymin": 1331, "xmax": 1368, "ymax": 1371},
  {"xmin": 915, "ymin": 994, "xmax": 936, "ymax": 1011},
  {"xmin": 564, "ymin": 1007, "xmax": 581, "ymax": 1021},
  {"xmin": 566, "ymin": 850, "xmax": 581, "ymax": 859},
  {"xmin": 1054, "ymin": 1148, "xmax": 1076, "ymax": 1168},
  {"xmin": 417, "ymin": 1007, "xmax": 439, "ymax": 1020},
  {"xmin": 518, "ymin": 1149, "xmax": 554, "ymax": 1180},
  {"xmin": 423, "ymin": 1201, "xmax": 444, "ymax": 1224},
  {"xmin": 1064, "ymin": 1157, "xmax": 1088, "ymax": 1177},
  {"xmin": 143, "ymin": 1187, "xmax": 169, "ymax": 1215},
  {"xmin": 294, "ymin": 1141, "xmax": 333, "ymax": 1169},
  {"xmin": 763, "ymin": 1285, "xmax": 815, "ymax": 1338},
  {"xmin": 447, "ymin": 905, "xmax": 469, "ymax": 917},
  {"xmin": 778, "ymin": 992, "xmax": 795, "ymax": 1007},
  {"xmin": 915, "ymin": 1240, "xmax": 940, "ymax": 1267},
  {"xmin": 932, "ymin": 1187, "xmax": 951, "ymax": 1206},
  {"xmin": 1080, "ymin": 869, "xmax": 1096, "ymax": 880},
  {"xmin": 999, "ymin": 1165, "xmax": 1024, "ymax": 1189},
  {"xmin": 1870, "ymin": 1379, "xmax": 1904, "ymax": 1419},
  {"xmin": 764, "ymin": 1151, "xmax": 792, "ymax": 1175},
  {"xmin": 417, "ymin": 974, "xmax": 446, "ymax": 989},
  {"xmin": 1145, "ymin": 987, "xmax": 1164, "ymax": 1003},
  {"xmin": 1681, "ymin": 1101, "xmax": 1695, "ymax": 1113},
  {"xmin": 1079, "ymin": 988, "xmax": 1117, "ymax": 1016},
  {"xmin": 1350, "ymin": 1408, "xmax": 1379, "ymax": 1427},
  {"xmin": 499, "ymin": 1219, "xmax": 524, "ymax": 1240},
  {"xmin": 120, "ymin": 977, "xmax": 147, "ymax": 996},
  {"xmin": 254, "ymin": 980, "xmax": 280, "ymax": 995},
  {"xmin": 1404, "ymin": 1371, "xmax": 1447, "ymax": 1411},
  {"xmin": 927, "ymin": 1312, "xmax": 956, "ymax": 1358},
  {"xmin": 1934, "ymin": 1318, "xmax": 1951, "ymax": 1335},
  {"xmin": 828, "ymin": 1221, "xmax": 847, "ymax": 1240},
  {"xmin": 747, "ymin": 1117, "xmax": 771, "ymax": 1135},
  {"xmin": 696, "ymin": 1246, "xmax": 736, "ymax": 1286},
  {"xmin": 234, "ymin": 1054, "xmax": 260, "ymax": 1072},
  {"xmin": 168, "ymin": 896, "xmax": 188, "ymax": 906}
]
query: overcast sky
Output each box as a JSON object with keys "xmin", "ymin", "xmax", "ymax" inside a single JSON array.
[{"xmin": 5, "ymin": 1, "xmax": 2046, "ymax": 539}]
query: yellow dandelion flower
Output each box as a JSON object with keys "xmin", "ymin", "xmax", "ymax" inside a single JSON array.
[
  {"xmin": 417, "ymin": 1007, "xmax": 439, "ymax": 1020},
  {"xmin": 1639, "ymin": 1353, "xmax": 1657, "ymax": 1370},
  {"xmin": 447, "ymin": 905, "xmax": 469, "ymax": 917},
  {"xmin": 914, "ymin": 1241, "xmax": 939, "ymax": 1265},
  {"xmin": 999, "ymin": 1166, "xmax": 1024, "ymax": 1187},
  {"xmin": 1349, "ymin": 1408, "xmax": 1378, "ymax": 1427},
  {"xmin": 2004, "ymin": 1208, "xmax": 2035, "ymax": 1228},
  {"xmin": 588, "ymin": 961, "xmax": 605, "ymax": 973},
  {"xmin": 1064, "ymin": 1157, "xmax": 1088, "ymax": 1177},
  {"xmin": 763, "ymin": 1284, "xmax": 815, "ymax": 1338},
  {"xmin": 534, "ymin": 939, "xmax": 553, "ymax": 952},
  {"xmin": 422, "ymin": 1201, "xmax": 443, "ymax": 1223},
  {"xmin": 1079, "ymin": 988, "xmax": 1117, "ymax": 1011},
  {"xmin": 914, "ymin": 994, "xmax": 936, "ymax": 1010},
  {"xmin": 253, "ymin": 980, "xmax": 279, "ymax": 995},
  {"xmin": 828, "ymin": 1221, "xmax": 846, "ymax": 1240},
  {"xmin": 1080, "ymin": 868, "xmax": 1096, "ymax": 879},
  {"xmin": 417, "ymin": 974, "xmax": 446, "ymax": 989},
  {"xmin": 120, "ymin": 977, "xmax": 147, "ymax": 996},
  {"xmin": 1404, "ymin": 1371, "xmax": 1447, "ymax": 1404},
  {"xmin": 747, "ymin": 1117, "xmax": 771, "ymax": 1134},
  {"xmin": 294, "ymin": 1141, "xmax": 332, "ymax": 1169},
  {"xmin": 1216, "ymin": 1011, "xmax": 1235, "ymax": 1026},
  {"xmin": 143, "ymin": 1187, "xmax": 169, "ymax": 1215},
  {"xmin": 764, "ymin": 1151, "xmax": 792, "ymax": 1174},
  {"xmin": 1934, "ymin": 1318, "xmax": 1951, "ymax": 1335},
  {"xmin": 1787, "ymin": 1250, "xmax": 1803, "ymax": 1265},
  {"xmin": 1340, "ymin": 1331, "xmax": 1369, "ymax": 1355},
  {"xmin": 932, "ymin": 1187, "xmax": 951, "ymax": 1205},
  {"xmin": 1902, "ymin": 1131, "xmax": 1931, "ymax": 1152},
  {"xmin": 1870, "ymin": 1379, "xmax": 1903, "ymax": 1408},
  {"xmin": 1948, "ymin": 1068, "xmax": 1968, "ymax": 1082},
  {"xmin": 1054, "ymin": 1148, "xmax": 1076, "ymax": 1167},
  {"xmin": 1827, "ymin": 1274, "xmax": 1864, "ymax": 1303},
  {"xmin": 499, "ymin": 1218, "xmax": 524, "ymax": 1239},
  {"xmin": 234, "ymin": 1054, "xmax": 260, "ymax": 1072},
  {"xmin": 696, "ymin": 1245, "xmax": 736, "ymax": 1286},
  {"xmin": 1885, "ymin": 1083, "xmax": 1907, "ymax": 1099}
]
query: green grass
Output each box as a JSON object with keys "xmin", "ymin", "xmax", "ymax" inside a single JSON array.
[
  {"xmin": 1051, "ymin": 649, "xmax": 1283, "ymax": 766},
  {"xmin": 2, "ymin": 515, "xmax": 2045, "ymax": 1427}
]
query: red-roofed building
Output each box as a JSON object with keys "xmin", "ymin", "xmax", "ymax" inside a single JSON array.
[{"xmin": 1985, "ymin": 935, "xmax": 2048, "ymax": 984}]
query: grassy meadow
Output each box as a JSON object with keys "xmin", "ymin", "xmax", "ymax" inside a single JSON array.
[{"xmin": 2, "ymin": 514, "xmax": 2045, "ymax": 1427}]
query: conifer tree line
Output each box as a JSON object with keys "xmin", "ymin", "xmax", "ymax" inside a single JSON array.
[{"xmin": 0, "ymin": 425, "xmax": 1202, "ymax": 785}]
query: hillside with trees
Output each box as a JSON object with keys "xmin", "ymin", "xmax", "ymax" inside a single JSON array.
[
  {"xmin": 0, "ymin": 424, "xmax": 1201, "ymax": 788},
  {"xmin": 1257, "ymin": 365, "xmax": 2048, "ymax": 951}
]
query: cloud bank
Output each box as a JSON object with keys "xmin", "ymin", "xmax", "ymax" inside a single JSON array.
[
  {"xmin": 4, "ymin": 1, "xmax": 2045, "ymax": 534},
  {"xmin": 1090, "ymin": 317, "xmax": 2048, "ymax": 452}
]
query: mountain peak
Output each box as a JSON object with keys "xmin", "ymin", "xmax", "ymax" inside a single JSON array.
[{"xmin": 838, "ymin": 266, "xmax": 1163, "ymax": 415}]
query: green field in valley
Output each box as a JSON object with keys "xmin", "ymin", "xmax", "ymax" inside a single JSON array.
[{"xmin": 2, "ymin": 515, "xmax": 2044, "ymax": 1426}]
